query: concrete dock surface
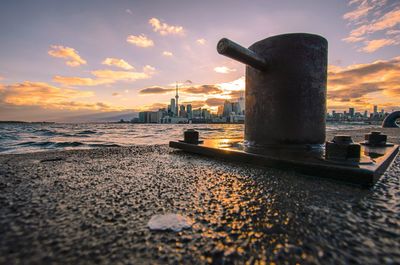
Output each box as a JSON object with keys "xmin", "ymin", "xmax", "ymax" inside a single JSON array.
[{"xmin": 0, "ymin": 128, "xmax": 399, "ymax": 264}]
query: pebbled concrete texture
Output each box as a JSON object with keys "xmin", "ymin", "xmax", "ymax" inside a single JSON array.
[{"xmin": 0, "ymin": 128, "xmax": 399, "ymax": 264}]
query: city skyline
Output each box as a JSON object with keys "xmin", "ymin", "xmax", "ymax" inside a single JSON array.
[{"xmin": 0, "ymin": 0, "xmax": 400, "ymax": 121}]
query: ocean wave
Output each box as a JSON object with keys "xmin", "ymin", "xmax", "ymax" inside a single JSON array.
[
  {"xmin": 33, "ymin": 129, "xmax": 74, "ymax": 137},
  {"xmin": 76, "ymin": 130, "xmax": 97, "ymax": 135},
  {"xmin": 17, "ymin": 141, "xmax": 85, "ymax": 148},
  {"xmin": 88, "ymin": 143, "xmax": 120, "ymax": 148}
]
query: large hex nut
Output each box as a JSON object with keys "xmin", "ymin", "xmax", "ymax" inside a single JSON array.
[
  {"xmin": 326, "ymin": 135, "xmax": 361, "ymax": 160},
  {"xmin": 184, "ymin": 129, "xmax": 200, "ymax": 144},
  {"xmin": 365, "ymin": 131, "xmax": 387, "ymax": 146}
]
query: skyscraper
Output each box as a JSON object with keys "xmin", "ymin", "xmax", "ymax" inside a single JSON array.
[
  {"xmin": 170, "ymin": 98, "xmax": 176, "ymax": 116},
  {"xmin": 187, "ymin": 104, "xmax": 192, "ymax": 119},
  {"xmin": 186, "ymin": 104, "xmax": 192, "ymax": 113},
  {"xmin": 175, "ymin": 83, "xmax": 179, "ymax": 117},
  {"xmin": 223, "ymin": 100, "xmax": 232, "ymax": 117},
  {"xmin": 349, "ymin": 107, "xmax": 355, "ymax": 117}
]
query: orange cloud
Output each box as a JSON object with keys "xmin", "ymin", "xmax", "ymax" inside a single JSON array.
[
  {"xmin": 102, "ymin": 58, "xmax": 134, "ymax": 70},
  {"xmin": 343, "ymin": 2, "xmax": 373, "ymax": 21},
  {"xmin": 48, "ymin": 45, "xmax": 87, "ymax": 67},
  {"xmin": 54, "ymin": 66, "xmax": 156, "ymax": 87},
  {"xmin": 328, "ymin": 56, "xmax": 400, "ymax": 110},
  {"xmin": 342, "ymin": 2, "xmax": 400, "ymax": 52},
  {"xmin": 0, "ymin": 81, "xmax": 107, "ymax": 110},
  {"xmin": 148, "ymin": 18, "xmax": 184, "ymax": 36},
  {"xmin": 126, "ymin": 34, "xmax": 154, "ymax": 47},
  {"xmin": 139, "ymin": 86, "xmax": 174, "ymax": 94},
  {"xmin": 360, "ymin": 38, "xmax": 397, "ymax": 52},
  {"xmin": 342, "ymin": 36, "xmax": 365, "ymax": 43},
  {"xmin": 182, "ymin": 85, "xmax": 222, "ymax": 94},
  {"xmin": 53, "ymin": 76, "xmax": 107, "ymax": 86},
  {"xmin": 91, "ymin": 69, "xmax": 150, "ymax": 81},
  {"xmin": 349, "ymin": 9, "xmax": 400, "ymax": 38},
  {"xmin": 205, "ymin": 98, "xmax": 226, "ymax": 107},
  {"xmin": 136, "ymin": 102, "xmax": 168, "ymax": 111},
  {"xmin": 139, "ymin": 84, "xmax": 222, "ymax": 95}
]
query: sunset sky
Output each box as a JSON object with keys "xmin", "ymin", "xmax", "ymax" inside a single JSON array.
[{"xmin": 0, "ymin": 0, "xmax": 399, "ymax": 121}]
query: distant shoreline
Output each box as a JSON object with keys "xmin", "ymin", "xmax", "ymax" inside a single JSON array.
[{"xmin": 0, "ymin": 121, "xmax": 55, "ymax": 124}]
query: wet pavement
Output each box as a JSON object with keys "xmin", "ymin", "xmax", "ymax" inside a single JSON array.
[{"xmin": 0, "ymin": 129, "xmax": 399, "ymax": 264}]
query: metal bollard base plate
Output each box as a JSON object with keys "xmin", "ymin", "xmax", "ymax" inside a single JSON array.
[{"xmin": 169, "ymin": 139, "xmax": 399, "ymax": 187}]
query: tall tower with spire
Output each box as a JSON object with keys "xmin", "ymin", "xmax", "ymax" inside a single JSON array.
[{"xmin": 175, "ymin": 82, "xmax": 179, "ymax": 117}]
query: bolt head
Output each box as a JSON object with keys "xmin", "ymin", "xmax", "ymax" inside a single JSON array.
[
  {"xmin": 184, "ymin": 129, "xmax": 200, "ymax": 144},
  {"xmin": 332, "ymin": 135, "xmax": 353, "ymax": 144}
]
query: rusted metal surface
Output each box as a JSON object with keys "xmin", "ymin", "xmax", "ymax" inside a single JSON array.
[
  {"xmin": 218, "ymin": 33, "xmax": 328, "ymax": 149},
  {"xmin": 169, "ymin": 139, "xmax": 399, "ymax": 187},
  {"xmin": 217, "ymin": 38, "xmax": 268, "ymax": 71}
]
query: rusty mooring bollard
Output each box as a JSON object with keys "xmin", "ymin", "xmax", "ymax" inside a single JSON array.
[{"xmin": 217, "ymin": 33, "xmax": 328, "ymax": 149}]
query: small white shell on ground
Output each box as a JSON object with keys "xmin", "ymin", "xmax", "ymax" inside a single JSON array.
[{"xmin": 148, "ymin": 213, "xmax": 194, "ymax": 232}]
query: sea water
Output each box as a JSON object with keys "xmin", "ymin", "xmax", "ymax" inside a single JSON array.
[{"xmin": 0, "ymin": 122, "xmax": 378, "ymax": 154}]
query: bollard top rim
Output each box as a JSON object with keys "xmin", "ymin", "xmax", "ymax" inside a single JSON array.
[{"xmin": 250, "ymin": 32, "xmax": 328, "ymax": 50}]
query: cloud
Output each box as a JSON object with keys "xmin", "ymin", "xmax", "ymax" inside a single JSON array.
[
  {"xmin": 360, "ymin": 38, "xmax": 397, "ymax": 52},
  {"xmin": 327, "ymin": 56, "xmax": 400, "ymax": 109},
  {"xmin": 367, "ymin": 8, "xmax": 400, "ymax": 34},
  {"xmin": 91, "ymin": 69, "xmax": 149, "ymax": 80},
  {"xmin": 139, "ymin": 84, "xmax": 222, "ymax": 95},
  {"xmin": 386, "ymin": 29, "xmax": 400, "ymax": 35},
  {"xmin": 112, "ymin": 92, "xmax": 120, "ymax": 96},
  {"xmin": 181, "ymin": 100, "xmax": 206, "ymax": 108},
  {"xmin": 162, "ymin": 51, "xmax": 173, "ymax": 57},
  {"xmin": 182, "ymin": 85, "xmax": 222, "ymax": 94},
  {"xmin": 227, "ymin": 90, "xmax": 245, "ymax": 100},
  {"xmin": 217, "ymin": 76, "xmax": 245, "ymax": 92},
  {"xmin": 48, "ymin": 45, "xmax": 87, "ymax": 67},
  {"xmin": 196, "ymin": 38, "xmax": 206, "ymax": 45},
  {"xmin": 205, "ymin": 98, "xmax": 226, "ymax": 107},
  {"xmin": 53, "ymin": 76, "xmax": 107, "ymax": 86},
  {"xmin": 137, "ymin": 102, "xmax": 168, "ymax": 111},
  {"xmin": 148, "ymin": 18, "xmax": 184, "ymax": 36},
  {"xmin": 102, "ymin": 58, "xmax": 134, "ymax": 70},
  {"xmin": 126, "ymin": 34, "xmax": 154, "ymax": 47},
  {"xmin": 143, "ymin": 65, "xmax": 156, "ymax": 74},
  {"xmin": 54, "ymin": 65, "xmax": 156, "ymax": 87},
  {"xmin": 0, "ymin": 81, "xmax": 106, "ymax": 111},
  {"xmin": 342, "ymin": 2, "xmax": 400, "ymax": 52},
  {"xmin": 343, "ymin": 4, "xmax": 373, "ymax": 21},
  {"xmin": 342, "ymin": 36, "xmax": 365, "ymax": 43},
  {"xmin": 328, "ymin": 84, "xmax": 383, "ymax": 101},
  {"xmin": 214, "ymin": 66, "xmax": 237, "ymax": 74},
  {"xmin": 126, "ymin": 9, "xmax": 132, "ymax": 15},
  {"xmin": 349, "ymin": 9, "xmax": 400, "ymax": 38},
  {"xmin": 139, "ymin": 86, "xmax": 174, "ymax": 94}
]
